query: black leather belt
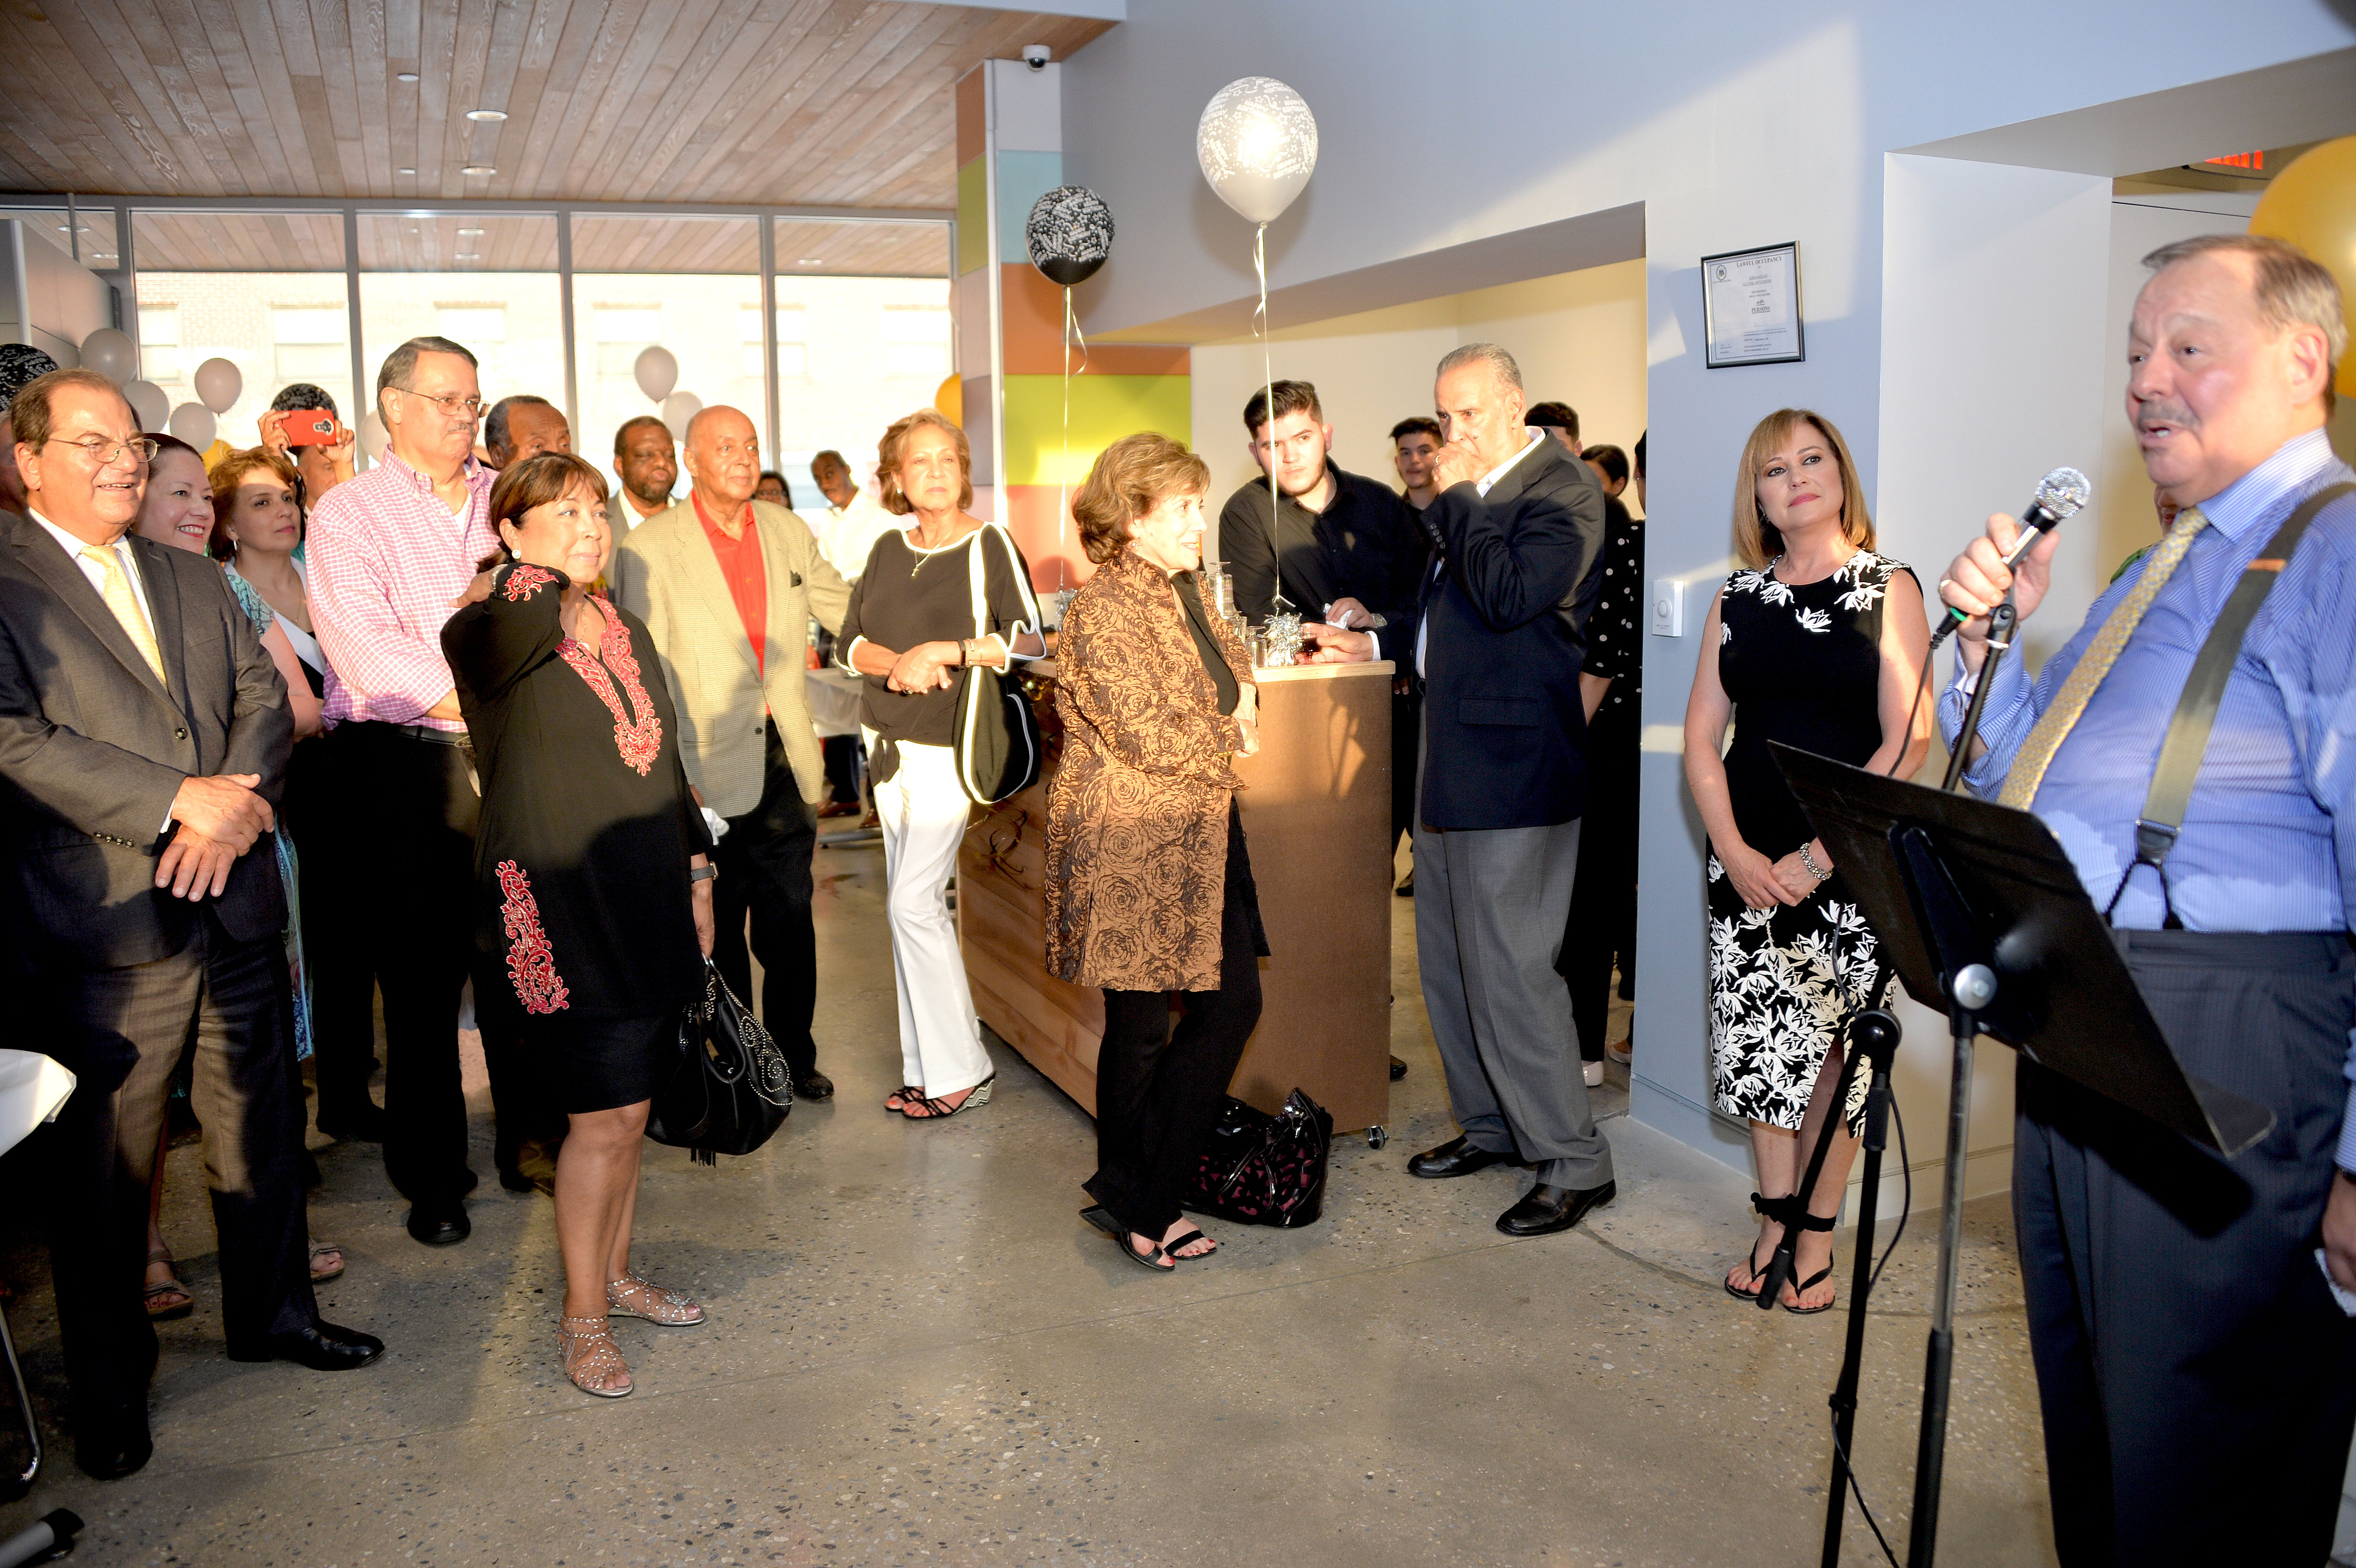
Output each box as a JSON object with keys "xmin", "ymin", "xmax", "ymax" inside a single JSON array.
[{"xmin": 350, "ymin": 720, "xmax": 471, "ymax": 747}]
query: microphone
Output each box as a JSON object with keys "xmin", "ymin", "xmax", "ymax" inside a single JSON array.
[{"xmin": 1928, "ymin": 466, "xmax": 2091, "ymax": 649}]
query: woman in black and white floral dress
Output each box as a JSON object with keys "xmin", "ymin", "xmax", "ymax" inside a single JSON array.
[{"xmin": 1683, "ymin": 409, "xmax": 1929, "ymax": 1313}]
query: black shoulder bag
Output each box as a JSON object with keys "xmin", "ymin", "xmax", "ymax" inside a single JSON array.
[
  {"xmin": 2106, "ymin": 482, "xmax": 2355, "ymax": 926},
  {"xmin": 646, "ymin": 958, "xmax": 793, "ymax": 1164},
  {"xmin": 952, "ymin": 523, "xmax": 1042, "ymax": 805}
]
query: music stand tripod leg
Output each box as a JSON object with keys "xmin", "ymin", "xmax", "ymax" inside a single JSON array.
[
  {"xmin": 1818, "ymin": 1009, "xmax": 1902, "ymax": 1568},
  {"xmin": 1906, "ymin": 975, "xmax": 1992, "ymax": 1567}
]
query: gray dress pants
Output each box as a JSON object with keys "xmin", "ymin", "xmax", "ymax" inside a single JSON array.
[{"xmin": 1414, "ymin": 811, "xmax": 1613, "ymax": 1191}]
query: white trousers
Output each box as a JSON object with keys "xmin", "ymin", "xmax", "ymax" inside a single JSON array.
[{"xmin": 871, "ymin": 736, "xmax": 994, "ymax": 1096}]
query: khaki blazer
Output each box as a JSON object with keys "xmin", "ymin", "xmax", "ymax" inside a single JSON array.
[{"xmin": 609, "ymin": 496, "xmax": 850, "ymax": 816}]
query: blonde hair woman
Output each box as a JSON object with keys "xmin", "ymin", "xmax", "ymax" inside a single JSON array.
[{"xmin": 1682, "ymin": 408, "xmax": 1930, "ymax": 1313}]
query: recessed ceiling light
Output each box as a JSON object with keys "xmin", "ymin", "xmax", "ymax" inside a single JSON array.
[
  {"xmin": 396, "ymin": 72, "xmax": 419, "ymax": 83},
  {"xmin": 398, "ymin": 167, "xmax": 416, "ymax": 175},
  {"xmin": 456, "ymin": 254, "xmax": 480, "ymax": 261},
  {"xmin": 91, "ymin": 252, "xmax": 116, "ymax": 260},
  {"xmin": 797, "ymin": 258, "xmax": 823, "ymax": 265},
  {"xmin": 457, "ymin": 226, "xmax": 485, "ymax": 235},
  {"xmin": 465, "ymin": 109, "xmax": 507, "ymax": 122},
  {"xmin": 461, "ymin": 166, "xmax": 496, "ymax": 177}
]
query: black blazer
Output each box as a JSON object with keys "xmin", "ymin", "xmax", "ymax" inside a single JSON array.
[
  {"xmin": 0, "ymin": 513, "xmax": 293, "ymax": 969},
  {"xmin": 1417, "ymin": 440, "xmax": 1609, "ymax": 832}
]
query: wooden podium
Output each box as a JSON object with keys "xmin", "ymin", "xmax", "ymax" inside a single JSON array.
[{"xmin": 957, "ymin": 659, "xmax": 1396, "ymax": 1138}]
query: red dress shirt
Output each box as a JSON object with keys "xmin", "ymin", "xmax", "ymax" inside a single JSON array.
[{"xmin": 694, "ymin": 490, "xmax": 769, "ymax": 674}]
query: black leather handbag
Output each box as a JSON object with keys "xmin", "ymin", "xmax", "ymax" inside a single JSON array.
[
  {"xmin": 1181, "ymin": 1089, "xmax": 1333, "ymax": 1228},
  {"xmin": 646, "ymin": 959, "xmax": 792, "ymax": 1164},
  {"xmin": 952, "ymin": 523, "xmax": 1041, "ymax": 805}
]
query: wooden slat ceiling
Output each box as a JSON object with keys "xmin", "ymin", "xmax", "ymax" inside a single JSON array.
[{"xmin": 0, "ymin": 1, "xmax": 1110, "ymax": 207}]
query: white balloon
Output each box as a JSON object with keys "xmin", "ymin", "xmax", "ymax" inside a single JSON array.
[
  {"xmin": 660, "ymin": 392, "xmax": 703, "ymax": 442},
  {"xmin": 123, "ymin": 379, "xmax": 170, "ymax": 431},
  {"xmin": 634, "ymin": 345, "xmax": 679, "ymax": 403},
  {"xmin": 167, "ymin": 402, "xmax": 217, "ymax": 449},
  {"xmin": 358, "ymin": 412, "xmax": 389, "ymax": 461},
  {"xmin": 79, "ymin": 327, "xmax": 137, "ymax": 382},
  {"xmin": 1196, "ymin": 77, "xmax": 1319, "ymax": 225},
  {"xmin": 192, "ymin": 356, "xmax": 243, "ymax": 414}
]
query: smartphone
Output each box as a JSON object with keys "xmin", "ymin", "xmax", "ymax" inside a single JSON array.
[{"xmin": 282, "ymin": 412, "xmax": 345, "ymax": 446}]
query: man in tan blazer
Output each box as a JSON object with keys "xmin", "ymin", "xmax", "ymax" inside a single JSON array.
[{"xmin": 609, "ymin": 405, "xmax": 851, "ymax": 1098}]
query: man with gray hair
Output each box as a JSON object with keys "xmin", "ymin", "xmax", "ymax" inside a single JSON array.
[
  {"xmin": 308, "ymin": 335, "xmax": 555, "ymax": 1241},
  {"xmin": 1937, "ymin": 232, "xmax": 2356, "ymax": 1563},
  {"xmin": 1312, "ymin": 340, "xmax": 1616, "ymax": 1236}
]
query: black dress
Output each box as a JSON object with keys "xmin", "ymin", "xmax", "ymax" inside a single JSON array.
[
  {"xmin": 1707, "ymin": 550, "xmax": 1910, "ymax": 1132},
  {"xmin": 443, "ymin": 560, "xmax": 712, "ymax": 1113}
]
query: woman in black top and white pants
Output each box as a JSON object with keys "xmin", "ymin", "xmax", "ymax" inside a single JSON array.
[{"xmin": 839, "ymin": 410, "xmax": 1042, "ymax": 1120}]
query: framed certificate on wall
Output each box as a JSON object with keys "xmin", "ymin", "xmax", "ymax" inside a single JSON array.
[{"xmin": 1702, "ymin": 241, "xmax": 1804, "ymax": 368}]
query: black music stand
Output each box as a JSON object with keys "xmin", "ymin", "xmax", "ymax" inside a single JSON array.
[{"xmin": 1771, "ymin": 742, "xmax": 2271, "ymax": 1567}]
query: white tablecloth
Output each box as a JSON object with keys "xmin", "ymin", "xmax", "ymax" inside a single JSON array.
[{"xmin": 806, "ymin": 667, "xmax": 865, "ymax": 740}]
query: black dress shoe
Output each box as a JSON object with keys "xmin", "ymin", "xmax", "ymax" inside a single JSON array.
[
  {"xmin": 1389, "ymin": 1055, "xmax": 1408, "ymax": 1081},
  {"xmin": 405, "ymin": 1206, "xmax": 470, "ymax": 1246},
  {"xmin": 1497, "ymin": 1179, "xmax": 1617, "ymax": 1237},
  {"xmin": 228, "ymin": 1319, "xmax": 385, "ymax": 1371},
  {"xmin": 1407, "ymin": 1135, "xmax": 1517, "ymax": 1179},
  {"xmin": 75, "ymin": 1413, "xmax": 153, "ymax": 1480},
  {"xmin": 792, "ymin": 1070, "xmax": 835, "ymax": 1101},
  {"xmin": 1395, "ymin": 871, "xmax": 1414, "ymax": 897}
]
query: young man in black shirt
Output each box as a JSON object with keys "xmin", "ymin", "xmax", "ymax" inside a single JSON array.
[{"xmin": 1217, "ymin": 381, "xmax": 1409, "ymax": 630}]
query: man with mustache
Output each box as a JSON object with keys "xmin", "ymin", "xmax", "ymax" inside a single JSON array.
[{"xmin": 1938, "ymin": 234, "xmax": 2356, "ymax": 1565}]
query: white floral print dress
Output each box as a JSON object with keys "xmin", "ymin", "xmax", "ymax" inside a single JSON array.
[{"xmin": 1707, "ymin": 550, "xmax": 1913, "ymax": 1132}]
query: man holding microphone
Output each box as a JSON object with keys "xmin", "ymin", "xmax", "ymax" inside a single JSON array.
[{"xmin": 1937, "ymin": 233, "xmax": 2356, "ymax": 1565}]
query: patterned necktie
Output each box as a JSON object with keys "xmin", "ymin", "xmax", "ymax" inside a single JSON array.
[
  {"xmin": 81, "ymin": 544, "xmax": 166, "ymax": 684},
  {"xmin": 1996, "ymin": 505, "xmax": 2209, "ymax": 809}
]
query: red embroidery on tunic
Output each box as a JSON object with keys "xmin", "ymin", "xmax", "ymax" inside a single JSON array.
[
  {"xmin": 558, "ymin": 598, "xmax": 661, "ymax": 775},
  {"xmin": 502, "ymin": 564, "xmax": 557, "ymax": 602},
  {"xmin": 495, "ymin": 860, "xmax": 568, "ymax": 1014}
]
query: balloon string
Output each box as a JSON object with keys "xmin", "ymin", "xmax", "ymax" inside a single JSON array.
[
  {"xmin": 1058, "ymin": 285, "xmax": 1087, "ymax": 594},
  {"xmin": 1255, "ymin": 220, "xmax": 1287, "ymax": 612}
]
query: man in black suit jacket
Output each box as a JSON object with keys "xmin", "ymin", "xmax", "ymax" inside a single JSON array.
[
  {"xmin": 0, "ymin": 370, "xmax": 382, "ymax": 1481},
  {"xmin": 1308, "ymin": 343, "xmax": 1616, "ymax": 1235}
]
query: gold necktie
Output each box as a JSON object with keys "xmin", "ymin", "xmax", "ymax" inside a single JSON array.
[
  {"xmin": 1996, "ymin": 505, "xmax": 2210, "ymax": 809},
  {"xmin": 81, "ymin": 544, "xmax": 166, "ymax": 684}
]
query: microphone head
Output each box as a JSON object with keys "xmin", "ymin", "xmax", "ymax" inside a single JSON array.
[{"xmin": 2033, "ymin": 467, "xmax": 2092, "ymax": 522}]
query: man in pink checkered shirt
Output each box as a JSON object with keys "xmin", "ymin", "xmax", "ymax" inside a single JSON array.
[{"xmin": 307, "ymin": 335, "xmax": 556, "ymax": 1246}]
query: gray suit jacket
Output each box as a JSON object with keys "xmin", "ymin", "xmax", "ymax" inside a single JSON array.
[
  {"xmin": 608, "ymin": 496, "xmax": 851, "ymax": 816},
  {"xmin": 0, "ymin": 513, "xmax": 293, "ymax": 969}
]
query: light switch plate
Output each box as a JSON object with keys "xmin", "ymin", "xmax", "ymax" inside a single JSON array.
[{"xmin": 1650, "ymin": 576, "xmax": 1685, "ymax": 637}]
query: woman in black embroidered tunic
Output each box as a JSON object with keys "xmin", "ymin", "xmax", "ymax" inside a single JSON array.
[{"xmin": 442, "ymin": 453, "xmax": 715, "ymax": 1400}]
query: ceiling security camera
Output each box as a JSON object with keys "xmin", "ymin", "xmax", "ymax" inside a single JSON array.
[{"xmin": 1021, "ymin": 43, "xmax": 1050, "ymax": 69}]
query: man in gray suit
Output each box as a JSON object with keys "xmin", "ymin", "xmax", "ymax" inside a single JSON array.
[{"xmin": 0, "ymin": 370, "xmax": 382, "ymax": 1482}]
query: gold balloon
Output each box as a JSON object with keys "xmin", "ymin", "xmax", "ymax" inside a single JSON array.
[
  {"xmin": 2249, "ymin": 135, "xmax": 2356, "ymax": 395},
  {"xmin": 933, "ymin": 373, "xmax": 962, "ymax": 426}
]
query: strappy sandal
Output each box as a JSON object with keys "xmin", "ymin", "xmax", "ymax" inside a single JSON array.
[
  {"xmin": 884, "ymin": 1085, "xmax": 924, "ymax": 1113},
  {"xmin": 1079, "ymin": 1206, "xmax": 1173, "ymax": 1272},
  {"xmin": 1161, "ymin": 1228, "xmax": 1217, "ymax": 1260},
  {"xmin": 143, "ymin": 1246, "xmax": 193, "ymax": 1320},
  {"xmin": 309, "ymin": 1239, "xmax": 346, "ymax": 1283},
  {"xmin": 1781, "ymin": 1207, "xmax": 1841, "ymax": 1315},
  {"xmin": 900, "ymin": 1074, "xmax": 994, "ymax": 1121},
  {"xmin": 559, "ymin": 1314, "xmax": 633, "ymax": 1398},
  {"xmin": 1725, "ymin": 1192, "xmax": 1790, "ymax": 1302},
  {"xmin": 607, "ymin": 1273, "xmax": 704, "ymax": 1327}
]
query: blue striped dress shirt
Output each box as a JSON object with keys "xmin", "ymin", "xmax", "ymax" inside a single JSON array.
[{"xmin": 1936, "ymin": 429, "xmax": 2356, "ymax": 1165}]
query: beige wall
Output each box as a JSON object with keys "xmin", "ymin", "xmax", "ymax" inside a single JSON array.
[{"xmin": 1189, "ymin": 258, "xmax": 1647, "ymax": 553}]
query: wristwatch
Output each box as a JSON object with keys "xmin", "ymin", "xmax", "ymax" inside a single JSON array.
[{"xmin": 688, "ymin": 864, "xmax": 718, "ymax": 883}]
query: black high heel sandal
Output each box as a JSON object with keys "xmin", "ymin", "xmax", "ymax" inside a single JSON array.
[
  {"xmin": 1080, "ymin": 1206, "xmax": 1173, "ymax": 1272},
  {"xmin": 1781, "ymin": 1208, "xmax": 1841, "ymax": 1315},
  {"xmin": 1724, "ymin": 1191, "xmax": 1789, "ymax": 1302}
]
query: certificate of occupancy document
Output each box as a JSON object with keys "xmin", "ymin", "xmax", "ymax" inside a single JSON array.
[{"xmin": 1703, "ymin": 243, "xmax": 1803, "ymax": 367}]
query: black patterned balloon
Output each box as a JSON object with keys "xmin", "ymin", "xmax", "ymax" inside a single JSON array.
[{"xmin": 1025, "ymin": 186, "xmax": 1114, "ymax": 287}]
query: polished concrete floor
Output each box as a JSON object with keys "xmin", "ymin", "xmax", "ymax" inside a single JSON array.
[{"xmin": 0, "ymin": 831, "xmax": 2059, "ymax": 1566}]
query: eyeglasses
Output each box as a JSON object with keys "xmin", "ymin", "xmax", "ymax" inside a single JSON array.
[
  {"xmin": 45, "ymin": 436, "xmax": 160, "ymax": 465},
  {"xmin": 394, "ymin": 387, "xmax": 487, "ymax": 419}
]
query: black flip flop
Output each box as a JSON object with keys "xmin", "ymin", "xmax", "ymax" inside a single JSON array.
[
  {"xmin": 1079, "ymin": 1207, "xmax": 1171, "ymax": 1271},
  {"xmin": 1782, "ymin": 1262, "xmax": 1838, "ymax": 1316},
  {"xmin": 1162, "ymin": 1228, "xmax": 1217, "ymax": 1260}
]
